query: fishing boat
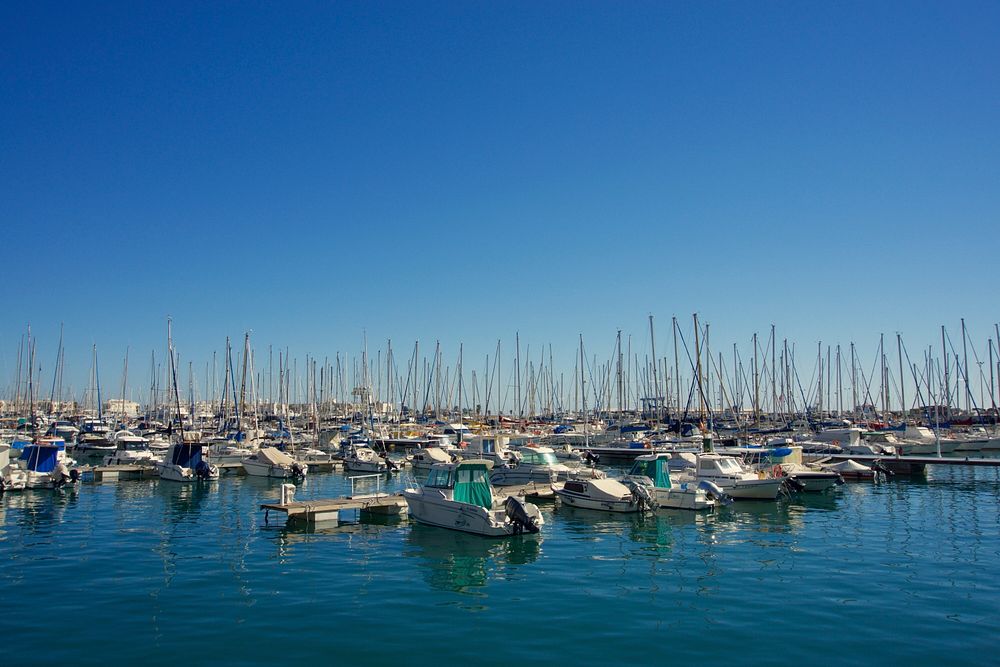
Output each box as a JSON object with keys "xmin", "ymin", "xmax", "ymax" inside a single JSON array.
[
  {"xmin": 241, "ymin": 446, "xmax": 308, "ymax": 478},
  {"xmin": 622, "ymin": 453, "xmax": 722, "ymax": 510},
  {"xmin": 402, "ymin": 459, "xmax": 543, "ymax": 537},
  {"xmin": 157, "ymin": 442, "xmax": 219, "ymax": 482},
  {"xmin": 488, "ymin": 445, "xmax": 605, "ymax": 487},
  {"xmin": 552, "ymin": 477, "xmax": 649, "ymax": 513}
]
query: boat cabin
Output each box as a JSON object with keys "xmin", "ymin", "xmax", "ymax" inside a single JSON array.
[
  {"xmin": 425, "ymin": 460, "xmax": 495, "ymax": 509},
  {"xmin": 628, "ymin": 455, "xmax": 673, "ymax": 489}
]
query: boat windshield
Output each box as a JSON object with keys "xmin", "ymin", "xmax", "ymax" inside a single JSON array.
[
  {"xmin": 522, "ymin": 450, "xmax": 558, "ymax": 466},
  {"xmin": 425, "ymin": 467, "xmax": 454, "ymax": 488}
]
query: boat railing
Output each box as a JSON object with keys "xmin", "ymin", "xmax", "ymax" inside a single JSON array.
[{"xmin": 348, "ymin": 473, "xmax": 383, "ymax": 498}]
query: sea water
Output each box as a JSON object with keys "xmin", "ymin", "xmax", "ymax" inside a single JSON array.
[{"xmin": 2, "ymin": 465, "xmax": 998, "ymax": 666}]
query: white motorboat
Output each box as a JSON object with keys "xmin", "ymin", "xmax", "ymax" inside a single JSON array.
[
  {"xmin": 241, "ymin": 447, "xmax": 308, "ymax": 479},
  {"xmin": 14, "ymin": 442, "xmax": 79, "ymax": 489},
  {"xmin": 489, "ymin": 446, "xmax": 605, "ymax": 487},
  {"xmin": 402, "ymin": 459, "xmax": 543, "ymax": 537},
  {"xmin": 103, "ymin": 433, "xmax": 160, "ymax": 466},
  {"xmin": 157, "ymin": 443, "xmax": 219, "ymax": 482},
  {"xmin": 410, "ymin": 446, "xmax": 454, "ymax": 471},
  {"xmin": 0, "ymin": 444, "xmax": 28, "ymax": 492},
  {"xmin": 820, "ymin": 459, "xmax": 879, "ymax": 481},
  {"xmin": 674, "ymin": 453, "xmax": 783, "ymax": 500},
  {"xmin": 75, "ymin": 419, "xmax": 114, "ymax": 453},
  {"xmin": 552, "ymin": 477, "xmax": 647, "ymax": 513},
  {"xmin": 622, "ymin": 453, "xmax": 722, "ymax": 510},
  {"xmin": 773, "ymin": 462, "xmax": 844, "ymax": 492},
  {"xmin": 342, "ymin": 444, "xmax": 396, "ymax": 474}
]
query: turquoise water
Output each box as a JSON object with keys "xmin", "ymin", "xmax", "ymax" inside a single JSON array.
[{"xmin": 2, "ymin": 466, "xmax": 999, "ymax": 666}]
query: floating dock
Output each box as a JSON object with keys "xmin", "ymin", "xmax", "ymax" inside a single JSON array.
[
  {"xmin": 261, "ymin": 493, "xmax": 408, "ymax": 525},
  {"xmin": 818, "ymin": 453, "xmax": 1000, "ymax": 474}
]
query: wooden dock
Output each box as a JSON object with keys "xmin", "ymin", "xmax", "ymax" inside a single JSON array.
[{"xmin": 261, "ymin": 493, "xmax": 408, "ymax": 525}]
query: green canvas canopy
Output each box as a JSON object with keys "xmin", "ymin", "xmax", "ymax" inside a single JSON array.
[{"xmin": 453, "ymin": 463, "xmax": 493, "ymax": 509}]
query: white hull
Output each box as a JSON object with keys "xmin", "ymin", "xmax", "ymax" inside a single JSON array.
[
  {"xmin": 554, "ymin": 490, "xmax": 640, "ymax": 513},
  {"xmin": 157, "ymin": 463, "xmax": 219, "ymax": 483},
  {"xmin": 242, "ymin": 459, "xmax": 304, "ymax": 478},
  {"xmin": 403, "ymin": 489, "xmax": 541, "ymax": 537},
  {"xmin": 654, "ymin": 487, "xmax": 714, "ymax": 510}
]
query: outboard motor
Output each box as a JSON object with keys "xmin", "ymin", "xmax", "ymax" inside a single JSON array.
[
  {"xmin": 583, "ymin": 450, "xmax": 600, "ymax": 465},
  {"xmin": 782, "ymin": 476, "xmax": 807, "ymax": 493},
  {"xmin": 195, "ymin": 460, "xmax": 213, "ymax": 480},
  {"xmin": 503, "ymin": 496, "xmax": 540, "ymax": 535},
  {"xmin": 630, "ymin": 483, "xmax": 655, "ymax": 512},
  {"xmin": 291, "ymin": 462, "xmax": 307, "ymax": 478},
  {"xmin": 0, "ymin": 477, "xmax": 6, "ymax": 495},
  {"xmin": 698, "ymin": 480, "xmax": 733, "ymax": 506}
]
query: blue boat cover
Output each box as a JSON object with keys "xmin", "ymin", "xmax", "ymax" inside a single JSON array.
[{"xmin": 20, "ymin": 445, "xmax": 59, "ymax": 473}]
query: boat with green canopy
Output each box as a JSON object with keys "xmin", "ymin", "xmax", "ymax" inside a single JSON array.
[{"xmin": 402, "ymin": 459, "xmax": 544, "ymax": 537}]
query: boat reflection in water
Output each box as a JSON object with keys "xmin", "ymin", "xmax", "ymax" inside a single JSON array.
[{"xmin": 403, "ymin": 523, "xmax": 541, "ymax": 593}]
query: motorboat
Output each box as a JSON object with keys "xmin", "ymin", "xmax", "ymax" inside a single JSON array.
[
  {"xmin": 552, "ymin": 477, "xmax": 648, "ymax": 513},
  {"xmin": 772, "ymin": 462, "xmax": 843, "ymax": 492},
  {"xmin": 622, "ymin": 453, "xmax": 722, "ymax": 510},
  {"xmin": 410, "ymin": 446, "xmax": 454, "ymax": 471},
  {"xmin": 0, "ymin": 444, "xmax": 28, "ymax": 492},
  {"xmin": 15, "ymin": 442, "xmax": 79, "ymax": 489},
  {"xmin": 157, "ymin": 442, "xmax": 219, "ymax": 482},
  {"xmin": 342, "ymin": 443, "xmax": 397, "ymax": 474},
  {"xmin": 402, "ymin": 459, "xmax": 543, "ymax": 537},
  {"xmin": 75, "ymin": 419, "xmax": 114, "ymax": 453},
  {"xmin": 489, "ymin": 446, "xmax": 606, "ymax": 487},
  {"xmin": 673, "ymin": 453, "xmax": 784, "ymax": 500},
  {"xmin": 241, "ymin": 446, "xmax": 308, "ymax": 479},
  {"xmin": 820, "ymin": 459, "xmax": 877, "ymax": 480},
  {"xmin": 103, "ymin": 433, "xmax": 160, "ymax": 466}
]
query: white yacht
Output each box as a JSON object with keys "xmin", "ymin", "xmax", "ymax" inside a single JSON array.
[
  {"xmin": 623, "ymin": 453, "xmax": 721, "ymax": 510},
  {"xmin": 241, "ymin": 447, "xmax": 308, "ymax": 479},
  {"xmin": 157, "ymin": 443, "xmax": 219, "ymax": 482},
  {"xmin": 488, "ymin": 446, "xmax": 605, "ymax": 487},
  {"xmin": 402, "ymin": 459, "xmax": 543, "ymax": 536}
]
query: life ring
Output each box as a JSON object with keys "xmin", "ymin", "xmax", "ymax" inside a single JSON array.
[
  {"xmin": 832, "ymin": 439, "xmax": 840, "ymax": 446},
  {"xmin": 771, "ymin": 464, "xmax": 783, "ymax": 478}
]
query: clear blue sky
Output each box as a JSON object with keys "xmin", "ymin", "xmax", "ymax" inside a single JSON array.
[{"xmin": 2, "ymin": 1, "xmax": 998, "ymax": 401}]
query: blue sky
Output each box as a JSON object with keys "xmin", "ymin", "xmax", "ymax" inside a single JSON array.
[{"xmin": 2, "ymin": 2, "xmax": 998, "ymax": 402}]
